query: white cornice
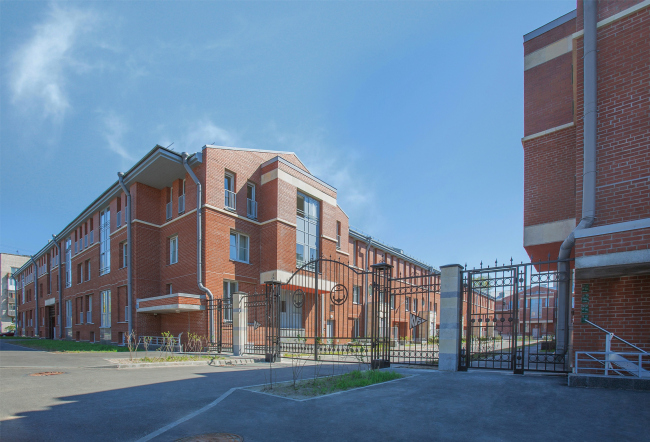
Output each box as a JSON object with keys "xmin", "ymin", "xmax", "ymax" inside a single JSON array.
[
  {"xmin": 572, "ymin": 1, "xmax": 650, "ymax": 40},
  {"xmin": 521, "ymin": 122, "xmax": 574, "ymax": 143}
]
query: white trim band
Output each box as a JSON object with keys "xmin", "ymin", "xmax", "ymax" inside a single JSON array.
[
  {"xmin": 522, "ymin": 122, "xmax": 574, "ymax": 143},
  {"xmin": 572, "ymin": 1, "xmax": 650, "ymax": 40},
  {"xmin": 574, "ymin": 218, "xmax": 650, "ymax": 239}
]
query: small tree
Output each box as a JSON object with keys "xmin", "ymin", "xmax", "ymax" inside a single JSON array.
[{"xmin": 126, "ymin": 331, "xmax": 139, "ymax": 361}]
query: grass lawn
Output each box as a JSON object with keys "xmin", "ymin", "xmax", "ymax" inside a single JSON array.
[
  {"xmin": 132, "ymin": 355, "xmax": 225, "ymax": 363},
  {"xmin": 1, "ymin": 337, "xmax": 128, "ymax": 353},
  {"xmin": 251, "ymin": 370, "xmax": 404, "ymax": 399}
]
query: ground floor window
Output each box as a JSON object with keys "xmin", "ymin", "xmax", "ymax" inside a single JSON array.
[
  {"xmin": 223, "ymin": 281, "xmax": 237, "ymax": 321},
  {"xmin": 101, "ymin": 290, "xmax": 111, "ymax": 327}
]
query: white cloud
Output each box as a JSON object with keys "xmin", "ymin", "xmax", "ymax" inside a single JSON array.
[
  {"xmin": 183, "ymin": 119, "xmax": 239, "ymax": 151},
  {"xmin": 8, "ymin": 4, "xmax": 96, "ymax": 120},
  {"xmin": 101, "ymin": 113, "xmax": 134, "ymax": 163}
]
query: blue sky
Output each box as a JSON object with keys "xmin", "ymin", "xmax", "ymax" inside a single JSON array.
[{"xmin": 0, "ymin": 0, "xmax": 575, "ymax": 269}]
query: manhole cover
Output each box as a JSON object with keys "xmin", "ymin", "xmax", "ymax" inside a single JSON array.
[
  {"xmin": 175, "ymin": 434, "xmax": 243, "ymax": 442},
  {"xmin": 30, "ymin": 372, "xmax": 65, "ymax": 376}
]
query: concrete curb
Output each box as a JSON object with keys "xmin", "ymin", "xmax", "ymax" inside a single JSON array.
[{"xmin": 112, "ymin": 357, "xmax": 263, "ymax": 369}]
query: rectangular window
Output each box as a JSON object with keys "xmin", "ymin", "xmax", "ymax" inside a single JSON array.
[
  {"xmin": 336, "ymin": 221, "xmax": 341, "ymax": 250},
  {"xmin": 353, "ymin": 285, "xmax": 360, "ymax": 304},
  {"xmin": 352, "ymin": 318, "xmax": 359, "ymax": 338},
  {"xmin": 166, "ymin": 283, "xmax": 173, "ymax": 295},
  {"xmin": 229, "ymin": 232, "xmax": 249, "ymax": 263},
  {"xmin": 116, "ymin": 196, "xmax": 122, "ymax": 228},
  {"xmin": 166, "ymin": 187, "xmax": 173, "ymax": 220},
  {"xmin": 77, "ymin": 263, "xmax": 83, "ymax": 284},
  {"xmin": 178, "ymin": 179, "xmax": 186, "ymax": 214},
  {"xmin": 169, "ymin": 236, "xmax": 178, "ymax": 264},
  {"xmin": 405, "ymin": 297, "xmax": 410, "ymax": 312},
  {"xmin": 85, "ymin": 260, "xmax": 91, "ymax": 281},
  {"xmin": 352, "ymin": 241, "xmax": 357, "ymax": 267},
  {"xmin": 100, "ymin": 209, "xmax": 111, "ymax": 275},
  {"xmin": 101, "ymin": 290, "xmax": 111, "ymax": 327},
  {"xmin": 121, "ymin": 242, "xmax": 128, "ymax": 268},
  {"xmin": 65, "ymin": 238, "xmax": 72, "ymax": 287},
  {"xmin": 87, "ymin": 295, "xmax": 92, "ymax": 323},
  {"xmin": 66, "ymin": 300, "xmax": 72, "ymax": 328},
  {"xmin": 296, "ymin": 192, "xmax": 319, "ymax": 269},
  {"xmin": 224, "ymin": 173, "xmax": 236, "ymax": 210},
  {"xmin": 223, "ymin": 281, "xmax": 238, "ymax": 321},
  {"xmin": 79, "ymin": 297, "xmax": 84, "ymax": 324},
  {"xmin": 246, "ymin": 183, "xmax": 257, "ymax": 218},
  {"xmin": 390, "ymin": 294, "xmax": 395, "ymax": 309}
]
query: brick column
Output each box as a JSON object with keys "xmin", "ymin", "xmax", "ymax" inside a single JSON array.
[
  {"xmin": 439, "ymin": 264, "xmax": 463, "ymax": 371},
  {"xmin": 232, "ymin": 292, "xmax": 248, "ymax": 356}
]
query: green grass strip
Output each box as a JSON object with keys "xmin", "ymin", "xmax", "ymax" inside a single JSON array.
[{"xmin": 2, "ymin": 338, "xmax": 128, "ymax": 353}]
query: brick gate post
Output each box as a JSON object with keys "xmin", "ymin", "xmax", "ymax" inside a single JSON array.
[
  {"xmin": 439, "ymin": 264, "xmax": 463, "ymax": 371},
  {"xmin": 232, "ymin": 292, "xmax": 248, "ymax": 356}
]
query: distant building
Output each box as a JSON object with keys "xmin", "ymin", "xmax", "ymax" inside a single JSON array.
[{"xmin": 1, "ymin": 253, "xmax": 30, "ymax": 333}]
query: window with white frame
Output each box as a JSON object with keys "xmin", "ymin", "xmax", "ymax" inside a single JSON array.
[
  {"xmin": 169, "ymin": 236, "xmax": 178, "ymax": 264},
  {"xmin": 229, "ymin": 232, "xmax": 249, "ymax": 263},
  {"xmin": 353, "ymin": 285, "xmax": 360, "ymax": 304},
  {"xmin": 66, "ymin": 300, "xmax": 72, "ymax": 328},
  {"xmin": 405, "ymin": 297, "xmax": 410, "ymax": 312},
  {"xmin": 121, "ymin": 242, "xmax": 128, "ymax": 268},
  {"xmin": 101, "ymin": 290, "xmax": 111, "ymax": 327},
  {"xmin": 65, "ymin": 237, "xmax": 72, "ymax": 287},
  {"xmin": 100, "ymin": 209, "xmax": 111, "ymax": 275},
  {"xmin": 246, "ymin": 182, "xmax": 257, "ymax": 218},
  {"xmin": 179, "ymin": 179, "xmax": 186, "ymax": 214},
  {"xmin": 223, "ymin": 281, "xmax": 237, "ymax": 321},
  {"xmin": 224, "ymin": 173, "xmax": 235, "ymax": 210},
  {"xmin": 296, "ymin": 193, "xmax": 319, "ymax": 269},
  {"xmin": 87, "ymin": 295, "xmax": 92, "ymax": 323}
]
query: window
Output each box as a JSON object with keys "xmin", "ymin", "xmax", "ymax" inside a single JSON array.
[
  {"xmin": 100, "ymin": 209, "xmax": 111, "ymax": 275},
  {"xmin": 116, "ymin": 196, "xmax": 122, "ymax": 228},
  {"xmin": 405, "ymin": 297, "xmax": 410, "ymax": 312},
  {"xmin": 65, "ymin": 237, "xmax": 72, "ymax": 287},
  {"xmin": 224, "ymin": 173, "xmax": 235, "ymax": 210},
  {"xmin": 223, "ymin": 281, "xmax": 238, "ymax": 321},
  {"xmin": 352, "ymin": 241, "xmax": 357, "ymax": 267},
  {"xmin": 166, "ymin": 283, "xmax": 173, "ymax": 295},
  {"xmin": 352, "ymin": 318, "xmax": 359, "ymax": 338},
  {"xmin": 390, "ymin": 294, "xmax": 395, "ymax": 309},
  {"xmin": 229, "ymin": 232, "xmax": 249, "ymax": 263},
  {"xmin": 246, "ymin": 183, "xmax": 257, "ymax": 218},
  {"xmin": 101, "ymin": 290, "xmax": 111, "ymax": 327},
  {"xmin": 352, "ymin": 285, "xmax": 360, "ymax": 304},
  {"xmin": 166, "ymin": 187, "xmax": 173, "ymax": 220},
  {"xmin": 85, "ymin": 260, "xmax": 91, "ymax": 281},
  {"xmin": 296, "ymin": 193, "xmax": 319, "ymax": 269},
  {"xmin": 179, "ymin": 179, "xmax": 186, "ymax": 214},
  {"xmin": 121, "ymin": 242, "xmax": 128, "ymax": 268},
  {"xmin": 169, "ymin": 236, "xmax": 178, "ymax": 264},
  {"xmin": 336, "ymin": 221, "xmax": 341, "ymax": 250},
  {"xmin": 87, "ymin": 295, "xmax": 92, "ymax": 323},
  {"xmin": 77, "ymin": 263, "xmax": 83, "ymax": 284},
  {"xmin": 66, "ymin": 300, "xmax": 72, "ymax": 328},
  {"xmin": 79, "ymin": 297, "xmax": 84, "ymax": 324}
]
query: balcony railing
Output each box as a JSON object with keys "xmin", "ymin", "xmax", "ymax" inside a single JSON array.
[
  {"xmin": 117, "ymin": 211, "xmax": 122, "ymax": 227},
  {"xmin": 166, "ymin": 202, "xmax": 172, "ymax": 220},
  {"xmin": 225, "ymin": 190, "xmax": 236, "ymax": 210},
  {"xmin": 178, "ymin": 195, "xmax": 185, "ymax": 214},
  {"xmin": 247, "ymin": 198, "xmax": 257, "ymax": 219}
]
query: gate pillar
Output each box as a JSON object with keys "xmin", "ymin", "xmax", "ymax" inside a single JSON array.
[
  {"xmin": 232, "ymin": 292, "xmax": 248, "ymax": 356},
  {"xmin": 439, "ymin": 264, "xmax": 463, "ymax": 371}
]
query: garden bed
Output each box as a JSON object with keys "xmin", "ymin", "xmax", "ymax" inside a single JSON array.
[{"xmin": 247, "ymin": 370, "xmax": 406, "ymax": 400}]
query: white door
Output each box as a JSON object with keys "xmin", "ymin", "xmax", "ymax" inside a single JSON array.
[{"xmin": 326, "ymin": 320, "xmax": 334, "ymax": 342}]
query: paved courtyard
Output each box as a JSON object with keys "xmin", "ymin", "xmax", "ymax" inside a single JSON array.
[{"xmin": 1, "ymin": 340, "xmax": 648, "ymax": 441}]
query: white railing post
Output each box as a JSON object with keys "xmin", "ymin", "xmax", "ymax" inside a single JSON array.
[
  {"xmin": 605, "ymin": 332, "xmax": 613, "ymax": 375},
  {"xmin": 232, "ymin": 292, "xmax": 248, "ymax": 356}
]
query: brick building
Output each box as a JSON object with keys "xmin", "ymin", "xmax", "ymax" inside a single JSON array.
[
  {"xmin": 13, "ymin": 145, "xmax": 437, "ymax": 346},
  {"xmin": 522, "ymin": 0, "xmax": 649, "ymax": 368},
  {"xmin": 0, "ymin": 253, "xmax": 30, "ymax": 333}
]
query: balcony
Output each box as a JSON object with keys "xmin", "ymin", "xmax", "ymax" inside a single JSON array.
[
  {"xmin": 178, "ymin": 195, "xmax": 185, "ymax": 214},
  {"xmin": 166, "ymin": 202, "xmax": 172, "ymax": 220},
  {"xmin": 225, "ymin": 190, "xmax": 236, "ymax": 211},
  {"xmin": 247, "ymin": 198, "xmax": 257, "ymax": 219}
]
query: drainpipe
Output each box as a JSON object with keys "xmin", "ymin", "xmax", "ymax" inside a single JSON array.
[
  {"xmin": 117, "ymin": 172, "xmax": 133, "ymax": 336},
  {"xmin": 52, "ymin": 235, "xmax": 63, "ymax": 339},
  {"xmin": 30, "ymin": 257, "xmax": 39, "ymax": 337},
  {"xmin": 363, "ymin": 236, "xmax": 373, "ymax": 336},
  {"xmin": 557, "ymin": 0, "xmax": 598, "ymax": 355},
  {"xmin": 182, "ymin": 152, "xmax": 215, "ymax": 344}
]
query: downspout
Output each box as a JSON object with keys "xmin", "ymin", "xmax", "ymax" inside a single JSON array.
[
  {"xmin": 363, "ymin": 236, "xmax": 373, "ymax": 336},
  {"xmin": 52, "ymin": 235, "xmax": 63, "ymax": 339},
  {"xmin": 182, "ymin": 152, "xmax": 215, "ymax": 344},
  {"xmin": 30, "ymin": 257, "xmax": 39, "ymax": 337},
  {"xmin": 557, "ymin": 0, "xmax": 598, "ymax": 355},
  {"xmin": 117, "ymin": 173, "xmax": 133, "ymax": 336}
]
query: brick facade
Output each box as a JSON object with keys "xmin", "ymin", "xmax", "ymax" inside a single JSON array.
[{"xmin": 523, "ymin": 1, "xmax": 650, "ymax": 365}]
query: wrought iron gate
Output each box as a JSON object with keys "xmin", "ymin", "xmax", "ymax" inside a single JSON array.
[{"xmin": 460, "ymin": 259, "xmax": 571, "ymax": 373}]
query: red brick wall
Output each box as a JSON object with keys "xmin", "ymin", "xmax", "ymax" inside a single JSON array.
[
  {"xmin": 573, "ymin": 275, "xmax": 650, "ymax": 355},
  {"xmin": 524, "ymin": 17, "xmax": 576, "ymax": 56},
  {"xmin": 575, "ymin": 228, "xmax": 650, "ymax": 256},
  {"xmin": 523, "ymin": 126, "xmax": 577, "ymax": 227},
  {"xmin": 524, "ymin": 53, "xmax": 574, "ymax": 137}
]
